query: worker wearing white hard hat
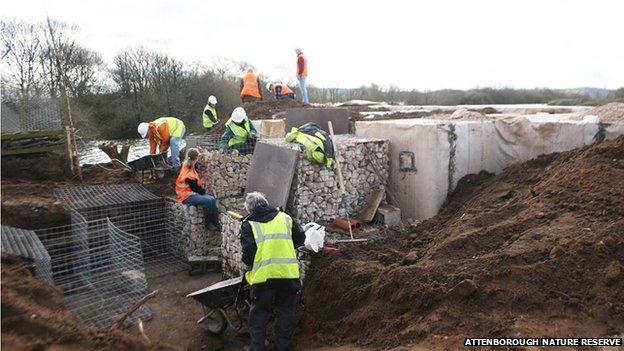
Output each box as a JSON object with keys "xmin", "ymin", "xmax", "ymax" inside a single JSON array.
[
  {"xmin": 218, "ymin": 107, "xmax": 257, "ymax": 154},
  {"xmin": 137, "ymin": 117, "xmax": 186, "ymax": 169},
  {"xmin": 202, "ymin": 95, "xmax": 219, "ymax": 130}
]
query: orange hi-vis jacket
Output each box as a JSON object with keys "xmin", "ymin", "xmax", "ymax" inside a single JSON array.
[
  {"xmin": 175, "ymin": 164, "xmax": 203, "ymax": 202},
  {"xmin": 240, "ymin": 72, "xmax": 261, "ymax": 98},
  {"xmin": 148, "ymin": 117, "xmax": 184, "ymax": 154},
  {"xmin": 276, "ymin": 84, "xmax": 294, "ymax": 95},
  {"xmin": 297, "ymin": 53, "xmax": 308, "ymax": 77}
]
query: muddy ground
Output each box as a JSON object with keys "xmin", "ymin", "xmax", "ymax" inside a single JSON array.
[
  {"xmin": 1, "ymin": 154, "xmax": 175, "ymax": 229},
  {"xmin": 300, "ymin": 136, "xmax": 624, "ymax": 349},
  {"xmin": 0, "ymin": 253, "xmax": 177, "ymax": 351}
]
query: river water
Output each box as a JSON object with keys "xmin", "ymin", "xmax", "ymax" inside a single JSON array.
[{"xmin": 78, "ymin": 138, "xmax": 186, "ymax": 165}]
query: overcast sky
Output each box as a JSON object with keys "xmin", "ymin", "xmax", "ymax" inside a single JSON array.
[{"xmin": 3, "ymin": 0, "xmax": 623, "ymax": 90}]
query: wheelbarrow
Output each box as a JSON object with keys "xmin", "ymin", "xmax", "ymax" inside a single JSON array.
[
  {"xmin": 186, "ymin": 276, "xmax": 250, "ymax": 335},
  {"xmin": 126, "ymin": 152, "xmax": 172, "ymax": 181}
]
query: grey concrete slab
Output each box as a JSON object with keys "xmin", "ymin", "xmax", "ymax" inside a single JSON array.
[
  {"xmin": 284, "ymin": 108, "xmax": 349, "ymax": 134},
  {"xmin": 245, "ymin": 142, "xmax": 299, "ymax": 209}
]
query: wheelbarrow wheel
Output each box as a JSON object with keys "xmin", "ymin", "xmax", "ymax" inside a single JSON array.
[{"xmin": 202, "ymin": 306, "xmax": 228, "ymax": 335}]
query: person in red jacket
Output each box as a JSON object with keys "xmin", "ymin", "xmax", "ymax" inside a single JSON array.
[{"xmin": 295, "ymin": 48, "xmax": 308, "ymax": 104}]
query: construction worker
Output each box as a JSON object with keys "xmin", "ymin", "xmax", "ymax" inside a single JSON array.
[
  {"xmin": 175, "ymin": 148, "xmax": 220, "ymax": 230},
  {"xmin": 295, "ymin": 48, "xmax": 308, "ymax": 104},
  {"xmin": 240, "ymin": 68, "xmax": 263, "ymax": 103},
  {"xmin": 137, "ymin": 117, "xmax": 185, "ymax": 169},
  {"xmin": 285, "ymin": 122, "xmax": 334, "ymax": 167},
  {"xmin": 267, "ymin": 82, "xmax": 295, "ymax": 100},
  {"xmin": 219, "ymin": 107, "xmax": 257, "ymax": 154},
  {"xmin": 202, "ymin": 95, "xmax": 218, "ymax": 131},
  {"xmin": 240, "ymin": 192, "xmax": 305, "ymax": 351}
]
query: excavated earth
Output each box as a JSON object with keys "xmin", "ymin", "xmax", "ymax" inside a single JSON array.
[
  {"xmin": 300, "ymin": 136, "xmax": 624, "ymax": 349},
  {"xmin": 0, "ymin": 253, "xmax": 177, "ymax": 351}
]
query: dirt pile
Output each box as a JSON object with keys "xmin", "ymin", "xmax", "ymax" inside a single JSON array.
[
  {"xmin": 1, "ymin": 253, "xmax": 177, "ymax": 351},
  {"xmin": 1, "ymin": 157, "xmax": 174, "ymax": 229},
  {"xmin": 449, "ymin": 108, "xmax": 490, "ymax": 120},
  {"xmin": 243, "ymin": 99, "xmax": 306, "ymax": 120},
  {"xmin": 301, "ymin": 136, "xmax": 624, "ymax": 349},
  {"xmin": 582, "ymin": 102, "xmax": 624, "ymax": 122}
]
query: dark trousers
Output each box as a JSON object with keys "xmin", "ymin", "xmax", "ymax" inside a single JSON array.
[
  {"xmin": 249, "ymin": 287, "xmax": 297, "ymax": 351},
  {"xmin": 276, "ymin": 93, "xmax": 295, "ymax": 100},
  {"xmin": 242, "ymin": 95, "xmax": 260, "ymax": 103}
]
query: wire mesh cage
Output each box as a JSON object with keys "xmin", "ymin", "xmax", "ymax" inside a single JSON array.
[
  {"xmin": 54, "ymin": 184, "xmax": 189, "ymax": 278},
  {"xmin": 184, "ymin": 134, "xmax": 260, "ymax": 156},
  {"xmin": 35, "ymin": 215, "xmax": 151, "ymax": 329}
]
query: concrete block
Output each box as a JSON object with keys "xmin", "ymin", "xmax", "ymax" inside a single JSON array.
[{"xmin": 376, "ymin": 204, "xmax": 401, "ymax": 227}]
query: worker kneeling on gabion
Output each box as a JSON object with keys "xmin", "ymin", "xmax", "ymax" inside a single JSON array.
[
  {"xmin": 175, "ymin": 148, "xmax": 220, "ymax": 231},
  {"xmin": 240, "ymin": 192, "xmax": 305, "ymax": 351},
  {"xmin": 285, "ymin": 122, "xmax": 334, "ymax": 168}
]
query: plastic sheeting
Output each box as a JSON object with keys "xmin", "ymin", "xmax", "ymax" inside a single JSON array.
[{"xmin": 356, "ymin": 116, "xmax": 624, "ymax": 221}]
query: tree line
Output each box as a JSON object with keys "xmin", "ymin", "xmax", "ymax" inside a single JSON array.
[{"xmin": 2, "ymin": 18, "xmax": 622, "ymax": 139}]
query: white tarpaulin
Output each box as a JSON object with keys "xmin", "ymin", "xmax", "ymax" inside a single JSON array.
[{"xmin": 356, "ymin": 116, "xmax": 623, "ymax": 221}]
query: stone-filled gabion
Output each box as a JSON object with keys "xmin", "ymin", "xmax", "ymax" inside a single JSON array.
[
  {"xmin": 198, "ymin": 149, "xmax": 251, "ymax": 209},
  {"xmin": 166, "ymin": 200, "xmax": 221, "ymax": 258},
  {"xmin": 199, "ymin": 136, "xmax": 390, "ymax": 279},
  {"xmin": 220, "ymin": 212, "xmax": 244, "ymax": 277},
  {"xmin": 286, "ymin": 136, "xmax": 389, "ymax": 223}
]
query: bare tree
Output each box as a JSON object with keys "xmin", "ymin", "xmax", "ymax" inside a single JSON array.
[{"xmin": 1, "ymin": 20, "xmax": 43, "ymax": 100}]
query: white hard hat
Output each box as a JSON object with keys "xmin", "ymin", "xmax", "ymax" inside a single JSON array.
[
  {"xmin": 208, "ymin": 95, "xmax": 217, "ymax": 105},
  {"xmin": 231, "ymin": 107, "xmax": 247, "ymax": 123},
  {"xmin": 266, "ymin": 83, "xmax": 272, "ymax": 91},
  {"xmin": 137, "ymin": 122, "xmax": 149, "ymax": 138}
]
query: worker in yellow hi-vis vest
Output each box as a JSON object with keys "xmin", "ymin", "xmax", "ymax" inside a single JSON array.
[{"xmin": 240, "ymin": 192, "xmax": 305, "ymax": 351}]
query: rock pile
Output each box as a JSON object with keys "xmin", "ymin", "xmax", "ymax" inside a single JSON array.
[{"xmin": 166, "ymin": 199, "xmax": 220, "ymax": 258}]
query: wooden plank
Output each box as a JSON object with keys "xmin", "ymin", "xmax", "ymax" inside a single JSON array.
[
  {"xmin": 1, "ymin": 145, "xmax": 66, "ymax": 156},
  {"xmin": 1, "ymin": 129, "xmax": 65, "ymax": 140},
  {"xmin": 358, "ymin": 189, "xmax": 385, "ymax": 222}
]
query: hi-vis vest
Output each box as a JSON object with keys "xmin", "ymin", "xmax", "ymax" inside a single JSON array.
[
  {"xmin": 175, "ymin": 164, "xmax": 203, "ymax": 202},
  {"xmin": 245, "ymin": 212, "xmax": 300, "ymax": 285},
  {"xmin": 153, "ymin": 117, "xmax": 185, "ymax": 138},
  {"xmin": 285, "ymin": 128, "xmax": 333, "ymax": 167},
  {"xmin": 240, "ymin": 72, "xmax": 261, "ymax": 98},
  {"xmin": 202, "ymin": 105, "xmax": 218, "ymax": 129},
  {"xmin": 225, "ymin": 118, "xmax": 252, "ymax": 147}
]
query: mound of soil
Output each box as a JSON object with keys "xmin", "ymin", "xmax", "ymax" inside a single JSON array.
[
  {"xmin": 2, "ymin": 157, "xmax": 175, "ymax": 229},
  {"xmin": 243, "ymin": 99, "xmax": 307, "ymax": 120},
  {"xmin": 1, "ymin": 253, "xmax": 177, "ymax": 351},
  {"xmin": 301, "ymin": 136, "xmax": 624, "ymax": 349}
]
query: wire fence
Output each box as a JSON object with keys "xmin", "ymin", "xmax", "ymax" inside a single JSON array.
[{"xmin": 1, "ymin": 98, "xmax": 63, "ymax": 132}]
